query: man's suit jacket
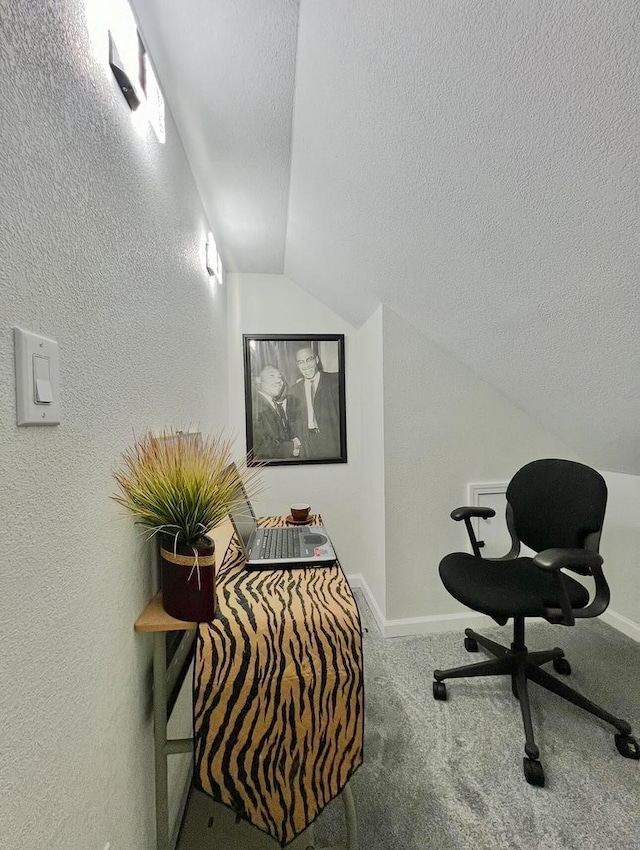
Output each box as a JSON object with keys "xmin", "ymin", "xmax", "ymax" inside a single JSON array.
[
  {"xmin": 290, "ymin": 371, "xmax": 341, "ymax": 459},
  {"xmin": 252, "ymin": 392, "xmax": 299, "ymax": 460}
]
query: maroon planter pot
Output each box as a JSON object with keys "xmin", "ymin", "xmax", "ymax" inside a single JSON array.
[{"xmin": 159, "ymin": 537, "xmax": 216, "ymax": 622}]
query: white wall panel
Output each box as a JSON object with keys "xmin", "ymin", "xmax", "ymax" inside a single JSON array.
[
  {"xmin": 600, "ymin": 470, "xmax": 640, "ymax": 634},
  {"xmin": 382, "ymin": 306, "xmax": 581, "ymax": 620},
  {"xmin": 227, "ymin": 273, "xmax": 369, "ymax": 585},
  {"xmin": 0, "ymin": 2, "xmax": 227, "ymax": 846}
]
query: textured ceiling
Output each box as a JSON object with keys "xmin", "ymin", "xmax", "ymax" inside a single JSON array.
[
  {"xmin": 131, "ymin": 0, "xmax": 299, "ymax": 272},
  {"xmin": 130, "ymin": 0, "xmax": 640, "ymax": 474}
]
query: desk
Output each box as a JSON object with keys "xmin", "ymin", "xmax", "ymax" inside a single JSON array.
[{"xmin": 135, "ymin": 518, "xmax": 361, "ymax": 850}]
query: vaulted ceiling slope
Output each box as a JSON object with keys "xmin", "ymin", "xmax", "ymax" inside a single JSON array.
[
  {"xmin": 131, "ymin": 0, "xmax": 640, "ymax": 474},
  {"xmin": 132, "ymin": 0, "xmax": 299, "ymax": 272}
]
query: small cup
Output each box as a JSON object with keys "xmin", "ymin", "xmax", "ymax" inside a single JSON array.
[{"xmin": 291, "ymin": 503, "xmax": 311, "ymax": 523}]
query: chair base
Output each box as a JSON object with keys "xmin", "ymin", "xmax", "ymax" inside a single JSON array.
[{"xmin": 433, "ymin": 618, "xmax": 639, "ymax": 785}]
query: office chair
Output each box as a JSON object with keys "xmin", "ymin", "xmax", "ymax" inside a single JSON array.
[{"xmin": 433, "ymin": 458, "xmax": 639, "ymax": 786}]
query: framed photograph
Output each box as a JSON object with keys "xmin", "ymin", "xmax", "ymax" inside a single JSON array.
[{"xmin": 243, "ymin": 334, "xmax": 347, "ymax": 466}]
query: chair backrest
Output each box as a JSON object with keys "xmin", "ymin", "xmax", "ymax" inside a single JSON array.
[{"xmin": 506, "ymin": 459, "xmax": 607, "ymax": 565}]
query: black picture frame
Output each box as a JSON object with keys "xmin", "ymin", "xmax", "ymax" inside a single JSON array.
[{"xmin": 243, "ymin": 334, "xmax": 347, "ymax": 466}]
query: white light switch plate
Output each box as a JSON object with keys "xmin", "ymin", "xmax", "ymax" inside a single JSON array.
[{"xmin": 14, "ymin": 327, "xmax": 61, "ymax": 426}]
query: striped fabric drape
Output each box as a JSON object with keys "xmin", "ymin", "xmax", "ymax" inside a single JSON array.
[{"xmin": 193, "ymin": 516, "xmax": 364, "ymax": 846}]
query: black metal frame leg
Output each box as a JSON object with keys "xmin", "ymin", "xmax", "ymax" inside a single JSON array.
[
  {"xmin": 465, "ymin": 628, "xmax": 509, "ymax": 658},
  {"xmin": 514, "ymin": 664, "xmax": 539, "ymax": 759},
  {"xmin": 527, "ymin": 664, "xmax": 632, "ymax": 735},
  {"xmin": 527, "ymin": 648, "xmax": 564, "ymax": 667},
  {"xmin": 435, "ymin": 655, "xmax": 514, "ymax": 681}
]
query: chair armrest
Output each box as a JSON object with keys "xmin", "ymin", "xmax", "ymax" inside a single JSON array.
[
  {"xmin": 450, "ymin": 506, "xmax": 496, "ymax": 521},
  {"xmin": 533, "ymin": 548, "xmax": 603, "ymax": 573},
  {"xmin": 450, "ymin": 506, "xmax": 496, "ymax": 558},
  {"xmin": 535, "ymin": 548, "xmax": 604, "ymax": 627}
]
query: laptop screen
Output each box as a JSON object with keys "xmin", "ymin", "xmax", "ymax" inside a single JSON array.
[{"xmin": 228, "ymin": 488, "xmax": 258, "ymax": 556}]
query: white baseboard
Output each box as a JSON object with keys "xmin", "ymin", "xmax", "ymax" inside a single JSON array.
[
  {"xmin": 346, "ymin": 573, "xmax": 640, "ymax": 643},
  {"xmin": 345, "ymin": 572, "xmax": 387, "ymax": 636},
  {"xmin": 346, "ymin": 573, "xmax": 492, "ymax": 638},
  {"xmin": 383, "ymin": 611, "xmax": 494, "ymax": 638},
  {"xmin": 601, "ymin": 609, "xmax": 640, "ymax": 642}
]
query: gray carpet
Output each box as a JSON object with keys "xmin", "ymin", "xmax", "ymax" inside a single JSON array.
[{"xmin": 180, "ymin": 589, "xmax": 640, "ymax": 849}]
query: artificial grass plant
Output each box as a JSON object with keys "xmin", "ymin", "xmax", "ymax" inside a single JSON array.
[{"xmin": 112, "ymin": 428, "xmax": 261, "ymax": 548}]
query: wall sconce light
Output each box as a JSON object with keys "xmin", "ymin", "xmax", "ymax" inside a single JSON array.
[
  {"xmin": 108, "ymin": 30, "xmax": 141, "ymax": 111},
  {"xmin": 205, "ymin": 232, "xmax": 223, "ymax": 284},
  {"xmin": 103, "ymin": 1, "xmax": 165, "ymax": 141}
]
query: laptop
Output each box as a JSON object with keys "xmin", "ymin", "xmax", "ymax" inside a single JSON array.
[{"xmin": 228, "ymin": 487, "xmax": 337, "ymax": 570}]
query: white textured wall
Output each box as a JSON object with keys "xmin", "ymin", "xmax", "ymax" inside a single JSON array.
[
  {"xmin": 287, "ymin": 0, "xmax": 640, "ymax": 476},
  {"xmin": 600, "ymin": 471, "xmax": 640, "ymax": 637},
  {"xmin": 227, "ymin": 274, "xmax": 369, "ymax": 576},
  {"xmin": 356, "ymin": 306, "xmax": 386, "ymax": 612},
  {"xmin": 228, "ymin": 284, "xmax": 640, "ymax": 639},
  {"xmin": 382, "ymin": 306, "xmax": 581, "ymax": 620},
  {"xmin": 0, "ymin": 1, "xmax": 227, "ymax": 848}
]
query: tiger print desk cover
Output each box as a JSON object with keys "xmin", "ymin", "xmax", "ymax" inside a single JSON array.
[{"xmin": 193, "ymin": 515, "xmax": 364, "ymax": 847}]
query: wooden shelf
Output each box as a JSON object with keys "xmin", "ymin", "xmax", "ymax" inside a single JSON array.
[{"xmin": 134, "ymin": 591, "xmax": 196, "ymax": 633}]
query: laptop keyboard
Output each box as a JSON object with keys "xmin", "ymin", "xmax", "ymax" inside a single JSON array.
[{"xmin": 261, "ymin": 528, "xmax": 302, "ymax": 559}]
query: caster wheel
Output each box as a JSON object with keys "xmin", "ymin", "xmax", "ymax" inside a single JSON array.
[
  {"xmin": 553, "ymin": 657, "xmax": 571, "ymax": 675},
  {"xmin": 523, "ymin": 757, "xmax": 545, "ymax": 787},
  {"xmin": 433, "ymin": 681, "xmax": 447, "ymax": 701},
  {"xmin": 464, "ymin": 636, "xmax": 479, "ymax": 652},
  {"xmin": 615, "ymin": 734, "xmax": 640, "ymax": 759}
]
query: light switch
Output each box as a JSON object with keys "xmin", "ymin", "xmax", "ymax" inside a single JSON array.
[
  {"xmin": 33, "ymin": 355, "xmax": 53, "ymax": 403},
  {"xmin": 14, "ymin": 327, "xmax": 61, "ymax": 425}
]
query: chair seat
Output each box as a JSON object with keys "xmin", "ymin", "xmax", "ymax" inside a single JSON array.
[{"xmin": 439, "ymin": 552, "xmax": 590, "ymax": 619}]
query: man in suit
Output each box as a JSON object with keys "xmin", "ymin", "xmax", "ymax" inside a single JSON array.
[
  {"xmin": 290, "ymin": 346, "xmax": 341, "ymax": 459},
  {"xmin": 252, "ymin": 365, "xmax": 301, "ymax": 460}
]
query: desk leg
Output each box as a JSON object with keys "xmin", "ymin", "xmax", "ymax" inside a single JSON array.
[
  {"xmin": 153, "ymin": 632, "xmax": 170, "ymax": 850},
  {"xmin": 342, "ymin": 782, "xmax": 358, "ymax": 850},
  {"xmin": 315, "ymin": 783, "xmax": 358, "ymax": 850}
]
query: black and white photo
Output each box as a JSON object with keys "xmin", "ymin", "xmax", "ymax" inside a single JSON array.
[{"xmin": 243, "ymin": 334, "xmax": 347, "ymax": 466}]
